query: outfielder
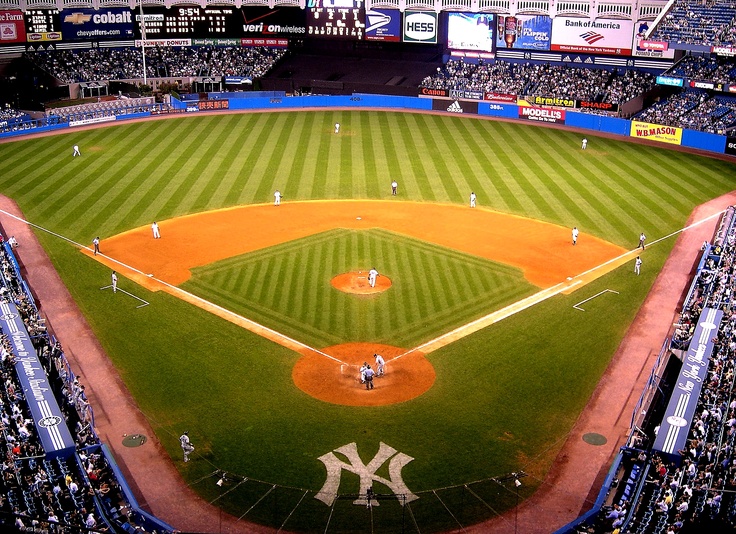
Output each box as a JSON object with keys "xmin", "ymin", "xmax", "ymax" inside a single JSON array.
[
  {"xmin": 334, "ymin": 123, "xmax": 340, "ymax": 134},
  {"xmin": 73, "ymin": 145, "xmax": 81, "ymax": 157},
  {"xmin": 274, "ymin": 190, "xmax": 282, "ymax": 206},
  {"xmin": 180, "ymin": 431, "xmax": 194, "ymax": 462},
  {"xmin": 581, "ymin": 138, "xmax": 588, "ymax": 150}
]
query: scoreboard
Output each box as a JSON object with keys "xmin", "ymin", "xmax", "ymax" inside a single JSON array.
[
  {"xmin": 24, "ymin": 9, "xmax": 61, "ymax": 41},
  {"xmin": 307, "ymin": 0, "xmax": 365, "ymax": 40},
  {"xmin": 136, "ymin": 7, "xmax": 240, "ymax": 39}
]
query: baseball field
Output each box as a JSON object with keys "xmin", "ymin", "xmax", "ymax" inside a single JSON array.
[{"xmin": 0, "ymin": 109, "xmax": 735, "ymax": 532}]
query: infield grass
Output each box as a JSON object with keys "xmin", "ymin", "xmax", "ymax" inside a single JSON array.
[
  {"xmin": 182, "ymin": 228, "xmax": 537, "ymax": 347},
  {"xmin": 0, "ymin": 110, "xmax": 734, "ymax": 531}
]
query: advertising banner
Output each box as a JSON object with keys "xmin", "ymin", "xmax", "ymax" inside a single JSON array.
[
  {"xmin": 713, "ymin": 46, "xmax": 736, "ymax": 57},
  {"xmin": 518, "ymin": 104, "xmax": 565, "ymax": 123},
  {"xmin": 135, "ymin": 38, "xmax": 191, "ymax": 47},
  {"xmin": 551, "ymin": 17, "xmax": 633, "ymax": 55},
  {"xmin": 193, "ymin": 37, "xmax": 241, "ymax": 46},
  {"xmin": 656, "ymin": 75, "xmax": 684, "ymax": 87},
  {"xmin": 447, "ymin": 12, "xmax": 494, "ymax": 52},
  {"xmin": 526, "ymin": 95, "xmax": 575, "ymax": 108},
  {"xmin": 726, "ymin": 136, "xmax": 736, "ymax": 156},
  {"xmin": 365, "ymin": 8, "xmax": 400, "ymax": 42},
  {"xmin": 198, "ymin": 100, "xmax": 229, "ymax": 110},
  {"xmin": 404, "ymin": 11, "xmax": 437, "ymax": 43},
  {"xmin": 241, "ymin": 7, "xmax": 306, "ymax": 37},
  {"xmin": 485, "ymin": 92, "xmax": 517, "ymax": 103},
  {"xmin": 240, "ymin": 37, "xmax": 288, "ymax": 47},
  {"xmin": 0, "ymin": 10, "xmax": 26, "ymax": 43},
  {"xmin": 632, "ymin": 20, "xmax": 675, "ymax": 58},
  {"xmin": 495, "ymin": 14, "xmax": 551, "ymax": 51},
  {"xmin": 449, "ymin": 89, "xmax": 483, "ymax": 100},
  {"xmin": 61, "ymin": 8, "xmax": 134, "ymax": 41},
  {"xmin": 432, "ymin": 98, "xmax": 478, "ymax": 114},
  {"xmin": 630, "ymin": 121, "xmax": 682, "ymax": 145},
  {"xmin": 419, "ymin": 87, "xmax": 449, "ymax": 97},
  {"xmin": 577, "ymin": 100, "xmax": 619, "ymax": 112},
  {"xmin": 653, "ymin": 307, "xmax": 722, "ymax": 460}
]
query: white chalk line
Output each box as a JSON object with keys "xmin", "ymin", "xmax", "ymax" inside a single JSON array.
[
  {"xmin": 3, "ymin": 207, "xmax": 726, "ymax": 369},
  {"xmin": 388, "ymin": 208, "xmax": 729, "ymax": 363},
  {"xmin": 100, "ymin": 285, "xmax": 150, "ymax": 308},
  {"xmin": 0, "ymin": 208, "xmax": 346, "ymax": 366},
  {"xmin": 572, "ymin": 289, "xmax": 619, "ymax": 312}
]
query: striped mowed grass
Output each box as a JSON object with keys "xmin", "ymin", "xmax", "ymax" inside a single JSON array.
[
  {"xmin": 0, "ymin": 110, "xmax": 735, "ymax": 531},
  {"xmin": 182, "ymin": 228, "xmax": 537, "ymax": 348}
]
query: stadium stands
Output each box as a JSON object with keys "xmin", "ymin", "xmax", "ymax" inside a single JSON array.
[
  {"xmin": 635, "ymin": 90, "xmax": 736, "ymax": 134},
  {"xmin": 26, "ymin": 46, "xmax": 288, "ymax": 85},
  {"xmin": 420, "ymin": 59, "xmax": 656, "ymax": 108},
  {"xmin": 0, "ymin": 236, "xmax": 173, "ymax": 532},
  {"xmin": 648, "ymin": 0, "xmax": 736, "ymax": 46},
  {"xmin": 564, "ymin": 207, "xmax": 736, "ymax": 533}
]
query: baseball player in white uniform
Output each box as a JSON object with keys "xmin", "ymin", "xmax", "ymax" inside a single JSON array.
[
  {"xmin": 581, "ymin": 138, "xmax": 588, "ymax": 150},
  {"xmin": 368, "ymin": 268, "xmax": 379, "ymax": 288},
  {"xmin": 359, "ymin": 362, "xmax": 368, "ymax": 384},
  {"xmin": 572, "ymin": 226, "xmax": 579, "ymax": 246},
  {"xmin": 274, "ymin": 190, "xmax": 282, "ymax": 206},
  {"xmin": 180, "ymin": 431, "xmax": 194, "ymax": 462},
  {"xmin": 151, "ymin": 221, "xmax": 161, "ymax": 239},
  {"xmin": 334, "ymin": 123, "xmax": 340, "ymax": 134},
  {"xmin": 470, "ymin": 192, "xmax": 477, "ymax": 208},
  {"xmin": 111, "ymin": 271, "xmax": 118, "ymax": 293},
  {"xmin": 635, "ymin": 256, "xmax": 642, "ymax": 275},
  {"xmin": 73, "ymin": 145, "xmax": 81, "ymax": 157},
  {"xmin": 374, "ymin": 353, "xmax": 385, "ymax": 376}
]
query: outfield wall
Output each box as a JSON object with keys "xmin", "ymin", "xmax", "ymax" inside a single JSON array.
[{"xmin": 2, "ymin": 93, "xmax": 728, "ymax": 157}]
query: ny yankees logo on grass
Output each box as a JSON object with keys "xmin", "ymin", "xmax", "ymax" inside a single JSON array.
[{"xmin": 315, "ymin": 442, "xmax": 418, "ymax": 506}]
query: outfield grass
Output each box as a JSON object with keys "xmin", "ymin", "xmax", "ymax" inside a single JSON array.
[{"xmin": 0, "ymin": 110, "xmax": 734, "ymax": 531}]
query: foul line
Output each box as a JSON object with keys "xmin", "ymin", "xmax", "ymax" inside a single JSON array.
[
  {"xmin": 1, "ymin": 207, "xmax": 727, "ymax": 368},
  {"xmin": 0, "ymin": 208, "xmax": 347, "ymax": 366},
  {"xmin": 572, "ymin": 289, "xmax": 619, "ymax": 312},
  {"xmin": 389, "ymin": 208, "xmax": 728, "ymax": 362},
  {"xmin": 100, "ymin": 285, "xmax": 150, "ymax": 308}
]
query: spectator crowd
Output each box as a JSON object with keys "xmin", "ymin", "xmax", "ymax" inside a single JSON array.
[
  {"xmin": 0, "ymin": 236, "xmax": 167, "ymax": 532},
  {"xmin": 420, "ymin": 59, "xmax": 657, "ymax": 106},
  {"xmin": 649, "ymin": 0, "xmax": 736, "ymax": 46},
  {"xmin": 26, "ymin": 45, "xmax": 287, "ymax": 84}
]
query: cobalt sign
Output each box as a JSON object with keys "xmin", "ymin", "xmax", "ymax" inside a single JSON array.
[{"xmin": 403, "ymin": 11, "xmax": 437, "ymax": 43}]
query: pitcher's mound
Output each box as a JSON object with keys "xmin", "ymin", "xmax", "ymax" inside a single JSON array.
[
  {"xmin": 293, "ymin": 343, "xmax": 435, "ymax": 406},
  {"xmin": 331, "ymin": 272, "xmax": 391, "ymax": 294}
]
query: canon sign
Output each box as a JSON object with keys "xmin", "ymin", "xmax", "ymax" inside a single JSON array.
[{"xmin": 403, "ymin": 11, "xmax": 437, "ymax": 43}]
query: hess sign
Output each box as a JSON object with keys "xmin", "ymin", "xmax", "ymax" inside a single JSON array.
[{"xmin": 403, "ymin": 11, "xmax": 437, "ymax": 43}]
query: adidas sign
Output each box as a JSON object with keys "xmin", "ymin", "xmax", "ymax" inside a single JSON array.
[{"xmin": 447, "ymin": 100, "xmax": 463, "ymax": 113}]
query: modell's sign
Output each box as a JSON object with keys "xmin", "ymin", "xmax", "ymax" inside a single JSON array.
[
  {"xmin": 713, "ymin": 46, "xmax": 736, "ymax": 56},
  {"xmin": 518, "ymin": 105, "xmax": 565, "ymax": 123}
]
